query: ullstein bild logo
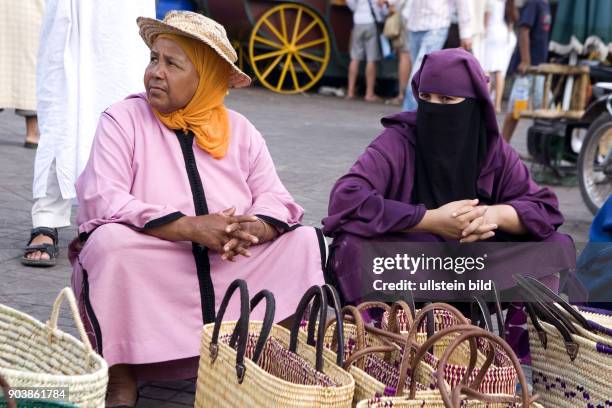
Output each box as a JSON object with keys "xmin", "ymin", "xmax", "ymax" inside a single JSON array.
[{"xmin": 372, "ymin": 253, "xmax": 488, "ymax": 275}]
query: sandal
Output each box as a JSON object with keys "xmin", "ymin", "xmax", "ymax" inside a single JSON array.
[{"xmin": 21, "ymin": 227, "xmax": 59, "ymax": 267}]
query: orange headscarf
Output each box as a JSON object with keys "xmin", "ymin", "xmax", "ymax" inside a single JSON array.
[{"xmin": 152, "ymin": 34, "xmax": 231, "ymax": 159}]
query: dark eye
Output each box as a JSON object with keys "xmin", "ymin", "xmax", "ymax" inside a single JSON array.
[
  {"xmin": 419, "ymin": 93, "xmax": 431, "ymax": 100},
  {"xmin": 149, "ymin": 56, "xmax": 158, "ymax": 63},
  {"xmin": 441, "ymin": 95, "xmax": 453, "ymax": 103}
]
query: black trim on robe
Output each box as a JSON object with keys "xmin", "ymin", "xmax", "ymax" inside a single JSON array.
[
  {"xmin": 143, "ymin": 211, "xmax": 186, "ymax": 229},
  {"xmin": 175, "ymin": 130, "xmax": 216, "ymax": 324},
  {"xmin": 255, "ymin": 214, "xmax": 301, "ymax": 232},
  {"xmin": 82, "ymin": 268, "xmax": 104, "ymax": 355},
  {"xmin": 314, "ymin": 227, "xmax": 327, "ymax": 274}
]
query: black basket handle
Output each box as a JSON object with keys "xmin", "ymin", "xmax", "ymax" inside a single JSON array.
[
  {"xmin": 210, "ymin": 279, "xmax": 250, "ymax": 383},
  {"xmin": 289, "ymin": 285, "xmax": 328, "ymax": 371},
  {"xmin": 306, "ymin": 284, "xmax": 345, "ymax": 367},
  {"xmin": 470, "ymin": 281, "xmax": 505, "ymax": 339},
  {"xmin": 326, "ymin": 305, "xmax": 367, "ymax": 369},
  {"xmin": 229, "ymin": 289, "xmax": 276, "ymax": 364},
  {"xmin": 522, "ymin": 276, "xmax": 592, "ymax": 331},
  {"xmin": 321, "ymin": 284, "xmax": 345, "ymax": 367},
  {"xmin": 515, "ymin": 275, "xmax": 580, "ymax": 360}
]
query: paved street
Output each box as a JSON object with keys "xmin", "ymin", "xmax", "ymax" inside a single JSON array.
[{"xmin": 0, "ymin": 87, "xmax": 593, "ymax": 406}]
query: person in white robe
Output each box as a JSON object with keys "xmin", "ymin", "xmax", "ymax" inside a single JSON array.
[{"xmin": 22, "ymin": 0, "xmax": 156, "ymax": 267}]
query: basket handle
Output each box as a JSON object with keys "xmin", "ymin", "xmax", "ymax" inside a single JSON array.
[
  {"xmin": 515, "ymin": 275, "xmax": 581, "ymax": 334},
  {"xmin": 403, "ymin": 302, "xmax": 470, "ymax": 348},
  {"xmin": 405, "ymin": 324, "xmax": 490, "ymax": 398},
  {"xmin": 469, "ymin": 282, "xmax": 504, "ymax": 337},
  {"xmin": 289, "ymin": 285, "xmax": 327, "ymax": 371},
  {"xmin": 470, "ymin": 296, "xmax": 492, "ymax": 331},
  {"xmin": 0, "ymin": 374, "xmax": 17, "ymax": 408},
  {"xmin": 355, "ymin": 301, "xmax": 391, "ymax": 315},
  {"xmin": 396, "ymin": 303, "xmax": 472, "ymax": 397},
  {"xmin": 518, "ymin": 275, "xmax": 592, "ymax": 330},
  {"xmin": 210, "ymin": 279, "xmax": 250, "ymax": 383},
  {"xmin": 386, "ymin": 300, "xmax": 414, "ymax": 334},
  {"xmin": 342, "ymin": 342, "xmax": 399, "ymax": 371},
  {"xmin": 436, "ymin": 329, "xmax": 538, "ymax": 408},
  {"xmin": 47, "ymin": 287, "xmax": 93, "ymax": 354},
  {"xmin": 325, "ymin": 305, "xmax": 366, "ymax": 369},
  {"xmin": 305, "ymin": 284, "xmax": 345, "ymax": 367},
  {"xmin": 515, "ymin": 275, "xmax": 580, "ymax": 360},
  {"xmin": 229, "ymin": 289, "xmax": 276, "ymax": 365}
]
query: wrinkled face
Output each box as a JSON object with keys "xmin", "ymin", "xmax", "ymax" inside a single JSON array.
[
  {"xmin": 418, "ymin": 92, "xmax": 465, "ymax": 104},
  {"xmin": 144, "ymin": 37, "xmax": 200, "ymax": 114}
]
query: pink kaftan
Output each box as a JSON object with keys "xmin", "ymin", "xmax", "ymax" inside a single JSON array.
[{"xmin": 70, "ymin": 93, "xmax": 326, "ymax": 379}]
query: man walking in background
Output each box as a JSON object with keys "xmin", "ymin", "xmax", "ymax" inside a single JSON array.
[
  {"xmin": 402, "ymin": 0, "xmax": 473, "ymax": 111},
  {"xmin": 501, "ymin": 0, "xmax": 551, "ymax": 143},
  {"xmin": 346, "ymin": 0, "xmax": 387, "ymax": 102}
]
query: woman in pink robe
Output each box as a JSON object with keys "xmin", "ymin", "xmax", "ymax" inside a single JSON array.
[{"xmin": 69, "ymin": 11, "xmax": 325, "ymax": 406}]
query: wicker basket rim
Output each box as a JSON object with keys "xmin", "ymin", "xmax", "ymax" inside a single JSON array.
[
  {"xmin": 0, "ymin": 304, "xmax": 108, "ymax": 379},
  {"xmin": 534, "ymin": 318, "xmax": 610, "ymax": 350},
  {"xmin": 203, "ymin": 321, "xmax": 356, "ymax": 391}
]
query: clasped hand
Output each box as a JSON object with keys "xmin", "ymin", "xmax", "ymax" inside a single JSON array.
[
  {"xmin": 187, "ymin": 207, "xmax": 276, "ymax": 261},
  {"xmin": 431, "ymin": 199, "xmax": 499, "ymax": 242}
]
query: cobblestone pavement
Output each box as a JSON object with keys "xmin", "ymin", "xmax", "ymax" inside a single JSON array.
[{"xmin": 0, "ymin": 87, "xmax": 593, "ymax": 406}]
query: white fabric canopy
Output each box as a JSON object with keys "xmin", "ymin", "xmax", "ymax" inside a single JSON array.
[{"xmin": 550, "ymin": 35, "xmax": 612, "ymax": 61}]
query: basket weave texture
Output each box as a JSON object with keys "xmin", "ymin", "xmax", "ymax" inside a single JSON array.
[
  {"xmin": 0, "ymin": 288, "xmax": 108, "ymax": 407},
  {"xmin": 195, "ymin": 321, "xmax": 355, "ymax": 407}
]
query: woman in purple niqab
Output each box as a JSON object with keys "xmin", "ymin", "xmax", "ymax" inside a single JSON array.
[{"xmin": 322, "ymin": 48, "xmax": 575, "ymax": 361}]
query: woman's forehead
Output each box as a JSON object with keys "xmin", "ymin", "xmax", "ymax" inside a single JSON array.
[{"xmin": 151, "ymin": 37, "xmax": 188, "ymax": 59}]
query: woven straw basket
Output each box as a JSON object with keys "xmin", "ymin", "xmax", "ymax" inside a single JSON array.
[
  {"xmin": 0, "ymin": 288, "xmax": 108, "ymax": 407},
  {"xmin": 197, "ymin": 321, "xmax": 355, "ymax": 407},
  {"xmin": 312, "ymin": 302, "xmax": 516, "ymax": 406},
  {"xmin": 527, "ymin": 319, "xmax": 612, "ymax": 408},
  {"xmin": 516, "ymin": 275, "xmax": 612, "ymax": 408},
  {"xmin": 355, "ymin": 328, "xmax": 544, "ymax": 408},
  {"xmin": 195, "ymin": 281, "xmax": 354, "ymax": 407},
  {"xmin": 305, "ymin": 306, "xmax": 433, "ymax": 406}
]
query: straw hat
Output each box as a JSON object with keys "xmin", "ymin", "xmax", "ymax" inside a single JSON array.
[{"xmin": 137, "ymin": 11, "xmax": 251, "ymax": 88}]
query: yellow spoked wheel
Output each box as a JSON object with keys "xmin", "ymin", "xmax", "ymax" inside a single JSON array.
[{"xmin": 249, "ymin": 4, "xmax": 331, "ymax": 94}]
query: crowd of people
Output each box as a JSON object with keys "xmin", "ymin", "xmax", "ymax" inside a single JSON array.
[{"xmin": 345, "ymin": 0, "xmax": 549, "ymax": 140}]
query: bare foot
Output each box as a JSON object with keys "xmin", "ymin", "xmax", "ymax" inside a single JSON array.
[
  {"xmin": 344, "ymin": 94, "xmax": 355, "ymax": 100},
  {"xmin": 364, "ymin": 95, "xmax": 382, "ymax": 103},
  {"xmin": 386, "ymin": 95, "xmax": 404, "ymax": 105},
  {"xmin": 25, "ymin": 234, "xmax": 53, "ymax": 261},
  {"xmin": 106, "ymin": 365, "xmax": 138, "ymax": 407}
]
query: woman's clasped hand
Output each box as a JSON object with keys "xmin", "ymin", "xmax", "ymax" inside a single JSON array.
[
  {"xmin": 417, "ymin": 199, "xmax": 499, "ymax": 243},
  {"xmin": 177, "ymin": 208, "xmax": 279, "ymax": 261}
]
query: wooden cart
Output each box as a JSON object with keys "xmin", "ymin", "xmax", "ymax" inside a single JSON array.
[{"xmin": 200, "ymin": 0, "xmax": 363, "ymax": 94}]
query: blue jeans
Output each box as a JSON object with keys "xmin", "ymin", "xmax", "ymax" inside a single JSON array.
[{"xmin": 402, "ymin": 27, "xmax": 450, "ymax": 111}]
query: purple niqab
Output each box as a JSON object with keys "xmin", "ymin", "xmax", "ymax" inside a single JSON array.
[{"xmin": 322, "ymin": 48, "xmax": 574, "ymax": 303}]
